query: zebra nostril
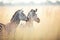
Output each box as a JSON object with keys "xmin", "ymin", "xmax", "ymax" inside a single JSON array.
[{"xmin": 37, "ymin": 18, "xmax": 40, "ymax": 23}]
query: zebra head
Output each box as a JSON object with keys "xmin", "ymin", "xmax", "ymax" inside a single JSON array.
[{"xmin": 27, "ymin": 9, "xmax": 40, "ymax": 23}]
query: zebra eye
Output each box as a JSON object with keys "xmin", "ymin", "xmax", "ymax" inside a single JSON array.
[{"xmin": 0, "ymin": 25, "xmax": 2, "ymax": 32}]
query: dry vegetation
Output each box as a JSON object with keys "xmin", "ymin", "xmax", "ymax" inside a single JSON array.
[{"xmin": 0, "ymin": 5, "xmax": 60, "ymax": 40}]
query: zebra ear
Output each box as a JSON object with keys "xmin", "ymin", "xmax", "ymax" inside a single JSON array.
[
  {"xmin": 19, "ymin": 8, "xmax": 23, "ymax": 12},
  {"xmin": 20, "ymin": 9, "xmax": 24, "ymax": 12}
]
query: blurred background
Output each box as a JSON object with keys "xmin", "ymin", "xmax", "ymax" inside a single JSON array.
[
  {"xmin": 0, "ymin": 0, "xmax": 60, "ymax": 5},
  {"xmin": 0, "ymin": 0, "xmax": 60, "ymax": 40}
]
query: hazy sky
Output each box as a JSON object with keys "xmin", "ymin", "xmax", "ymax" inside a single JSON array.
[{"xmin": 0, "ymin": 0, "xmax": 60, "ymax": 4}]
